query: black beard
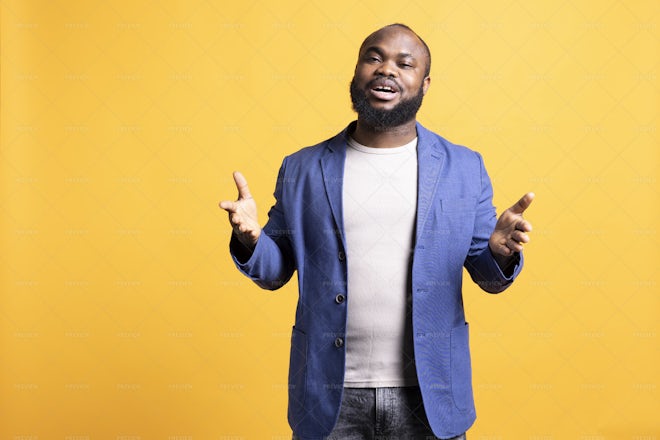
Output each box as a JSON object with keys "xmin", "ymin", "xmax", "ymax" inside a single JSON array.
[{"xmin": 350, "ymin": 77, "xmax": 425, "ymax": 130}]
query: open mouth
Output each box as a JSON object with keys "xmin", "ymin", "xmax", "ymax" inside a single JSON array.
[{"xmin": 369, "ymin": 80, "xmax": 400, "ymax": 101}]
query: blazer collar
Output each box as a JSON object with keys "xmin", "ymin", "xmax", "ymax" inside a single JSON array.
[
  {"xmin": 414, "ymin": 122, "xmax": 445, "ymax": 242},
  {"xmin": 320, "ymin": 121, "xmax": 446, "ymax": 245},
  {"xmin": 320, "ymin": 126, "xmax": 350, "ymax": 247}
]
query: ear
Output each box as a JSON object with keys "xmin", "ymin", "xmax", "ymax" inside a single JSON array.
[{"xmin": 422, "ymin": 76, "xmax": 431, "ymax": 95}]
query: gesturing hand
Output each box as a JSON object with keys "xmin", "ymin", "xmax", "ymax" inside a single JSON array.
[
  {"xmin": 219, "ymin": 171, "xmax": 261, "ymax": 249},
  {"xmin": 489, "ymin": 192, "xmax": 535, "ymax": 260}
]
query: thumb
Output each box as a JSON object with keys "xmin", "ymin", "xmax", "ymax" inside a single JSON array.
[
  {"xmin": 233, "ymin": 171, "xmax": 253, "ymax": 200},
  {"xmin": 509, "ymin": 192, "xmax": 535, "ymax": 215}
]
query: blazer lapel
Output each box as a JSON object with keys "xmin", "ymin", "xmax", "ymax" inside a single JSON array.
[
  {"xmin": 320, "ymin": 130, "xmax": 348, "ymax": 245},
  {"xmin": 415, "ymin": 123, "xmax": 445, "ymax": 243},
  {"xmin": 319, "ymin": 123, "xmax": 443, "ymax": 246}
]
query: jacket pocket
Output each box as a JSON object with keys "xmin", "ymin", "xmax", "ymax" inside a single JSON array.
[
  {"xmin": 450, "ymin": 322, "xmax": 475, "ymax": 411},
  {"xmin": 287, "ymin": 326, "xmax": 308, "ymax": 416}
]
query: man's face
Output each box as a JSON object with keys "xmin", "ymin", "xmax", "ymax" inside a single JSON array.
[{"xmin": 350, "ymin": 26, "xmax": 431, "ymax": 129}]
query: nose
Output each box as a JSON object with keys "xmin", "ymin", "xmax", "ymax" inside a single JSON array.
[{"xmin": 375, "ymin": 59, "xmax": 398, "ymax": 78}]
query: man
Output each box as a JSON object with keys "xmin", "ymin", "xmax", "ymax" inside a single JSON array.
[{"xmin": 220, "ymin": 24, "xmax": 534, "ymax": 440}]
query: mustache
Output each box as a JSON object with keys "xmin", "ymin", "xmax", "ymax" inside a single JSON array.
[{"xmin": 366, "ymin": 76, "xmax": 401, "ymax": 93}]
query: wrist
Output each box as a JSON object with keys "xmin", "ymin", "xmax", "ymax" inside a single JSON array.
[
  {"xmin": 489, "ymin": 245, "xmax": 519, "ymax": 277},
  {"xmin": 231, "ymin": 232, "xmax": 257, "ymax": 264}
]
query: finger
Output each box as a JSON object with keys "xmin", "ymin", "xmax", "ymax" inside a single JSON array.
[
  {"xmin": 505, "ymin": 237, "xmax": 524, "ymax": 253},
  {"xmin": 509, "ymin": 192, "xmax": 535, "ymax": 215},
  {"xmin": 511, "ymin": 230, "xmax": 530, "ymax": 244},
  {"xmin": 515, "ymin": 219, "xmax": 533, "ymax": 233},
  {"xmin": 493, "ymin": 243, "xmax": 513, "ymax": 257},
  {"xmin": 233, "ymin": 171, "xmax": 253, "ymax": 200},
  {"xmin": 219, "ymin": 200, "xmax": 237, "ymax": 212}
]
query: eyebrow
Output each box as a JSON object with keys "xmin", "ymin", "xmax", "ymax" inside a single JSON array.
[{"xmin": 363, "ymin": 46, "xmax": 416, "ymax": 60}]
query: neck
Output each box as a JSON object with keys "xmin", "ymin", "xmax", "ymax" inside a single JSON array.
[{"xmin": 352, "ymin": 119, "xmax": 418, "ymax": 148}]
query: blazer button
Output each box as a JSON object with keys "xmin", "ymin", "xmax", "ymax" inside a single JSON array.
[
  {"xmin": 335, "ymin": 294, "xmax": 345, "ymax": 304},
  {"xmin": 338, "ymin": 251, "xmax": 345, "ymax": 261},
  {"xmin": 334, "ymin": 337, "xmax": 344, "ymax": 348}
]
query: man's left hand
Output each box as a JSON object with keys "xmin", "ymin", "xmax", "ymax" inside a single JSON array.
[{"xmin": 489, "ymin": 192, "xmax": 535, "ymax": 259}]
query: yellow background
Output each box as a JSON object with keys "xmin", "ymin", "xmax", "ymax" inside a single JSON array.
[{"xmin": 1, "ymin": 0, "xmax": 658, "ymax": 438}]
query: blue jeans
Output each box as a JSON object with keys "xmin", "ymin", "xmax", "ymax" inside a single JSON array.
[{"xmin": 292, "ymin": 386, "xmax": 467, "ymax": 440}]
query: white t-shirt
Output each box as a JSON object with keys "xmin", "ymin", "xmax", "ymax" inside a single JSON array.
[{"xmin": 342, "ymin": 136, "xmax": 419, "ymax": 387}]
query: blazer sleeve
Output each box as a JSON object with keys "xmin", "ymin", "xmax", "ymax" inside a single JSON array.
[
  {"xmin": 229, "ymin": 158, "xmax": 296, "ymax": 290},
  {"xmin": 463, "ymin": 152, "xmax": 524, "ymax": 293}
]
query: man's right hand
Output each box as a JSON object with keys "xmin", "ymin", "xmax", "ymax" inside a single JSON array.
[{"xmin": 219, "ymin": 171, "xmax": 261, "ymax": 250}]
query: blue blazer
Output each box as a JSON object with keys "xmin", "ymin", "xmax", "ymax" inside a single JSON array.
[{"xmin": 230, "ymin": 122, "xmax": 523, "ymax": 439}]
